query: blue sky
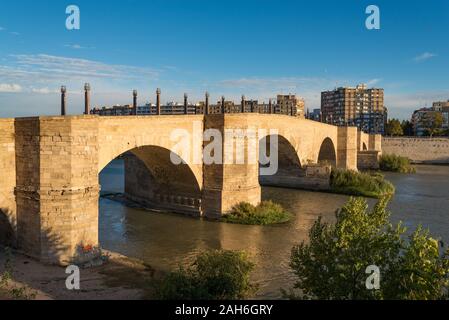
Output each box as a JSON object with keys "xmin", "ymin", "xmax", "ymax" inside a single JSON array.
[{"xmin": 0, "ymin": 0, "xmax": 448, "ymax": 119}]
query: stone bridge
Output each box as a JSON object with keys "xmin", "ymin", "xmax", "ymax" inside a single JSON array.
[{"xmin": 0, "ymin": 114, "xmax": 381, "ymax": 264}]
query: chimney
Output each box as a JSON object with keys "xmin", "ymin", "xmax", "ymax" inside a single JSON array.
[
  {"xmin": 61, "ymin": 86, "xmax": 67, "ymax": 116},
  {"xmin": 84, "ymin": 83, "xmax": 91, "ymax": 115},
  {"xmin": 133, "ymin": 90, "xmax": 138, "ymax": 115},
  {"xmin": 184, "ymin": 93, "xmax": 188, "ymax": 115},
  {"xmin": 241, "ymin": 95, "xmax": 246, "ymax": 113},
  {"xmin": 269, "ymin": 99, "xmax": 273, "ymax": 114}
]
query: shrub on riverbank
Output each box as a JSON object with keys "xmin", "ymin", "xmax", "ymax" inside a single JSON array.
[
  {"xmin": 330, "ymin": 169, "xmax": 395, "ymax": 199},
  {"xmin": 287, "ymin": 197, "xmax": 449, "ymax": 300},
  {"xmin": 379, "ymin": 154, "xmax": 416, "ymax": 173},
  {"xmin": 222, "ymin": 201, "xmax": 292, "ymax": 225},
  {"xmin": 154, "ymin": 250, "xmax": 256, "ymax": 300}
]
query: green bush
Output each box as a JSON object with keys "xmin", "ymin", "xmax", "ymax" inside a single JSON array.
[
  {"xmin": 287, "ymin": 197, "xmax": 449, "ymax": 300},
  {"xmin": 330, "ymin": 169, "xmax": 395, "ymax": 199},
  {"xmin": 223, "ymin": 201, "xmax": 292, "ymax": 225},
  {"xmin": 379, "ymin": 154, "xmax": 416, "ymax": 173},
  {"xmin": 154, "ymin": 250, "xmax": 256, "ymax": 300}
]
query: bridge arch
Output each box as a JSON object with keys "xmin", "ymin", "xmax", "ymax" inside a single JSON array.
[
  {"xmin": 317, "ymin": 137, "xmax": 337, "ymax": 167},
  {"xmin": 100, "ymin": 145, "xmax": 202, "ymax": 216},
  {"xmin": 259, "ymin": 133, "xmax": 303, "ymax": 170},
  {"xmin": 258, "ymin": 133, "xmax": 305, "ymax": 188}
]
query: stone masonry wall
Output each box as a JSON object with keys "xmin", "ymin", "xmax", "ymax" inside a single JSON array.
[
  {"xmin": 0, "ymin": 119, "xmax": 16, "ymax": 246},
  {"xmin": 15, "ymin": 116, "xmax": 100, "ymax": 265},
  {"xmin": 260, "ymin": 164, "xmax": 331, "ymax": 191},
  {"xmin": 382, "ymin": 137, "xmax": 449, "ymax": 164}
]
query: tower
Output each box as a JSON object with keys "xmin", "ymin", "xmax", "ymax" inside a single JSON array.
[
  {"xmin": 156, "ymin": 88, "xmax": 161, "ymax": 115},
  {"xmin": 133, "ymin": 90, "xmax": 138, "ymax": 115},
  {"xmin": 84, "ymin": 83, "xmax": 90, "ymax": 115},
  {"xmin": 184, "ymin": 93, "xmax": 188, "ymax": 115},
  {"xmin": 205, "ymin": 92, "xmax": 210, "ymax": 115},
  {"xmin": 61, "ymin": 86, "xmax": 67, "ymax": 116}
]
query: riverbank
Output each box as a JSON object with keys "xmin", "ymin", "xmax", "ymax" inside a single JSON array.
[{"xmin": 0, "ymin": 249, "xmax": 158, "ymax": 300}]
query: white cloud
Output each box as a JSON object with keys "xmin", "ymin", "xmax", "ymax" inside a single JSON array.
[
  {"xmin": 0, "ymin": 27, "xmax": 5, "ymax": 31},
  {"xmin": 0, "ymin": 83, "xmax": 22, "ymax": 93},
  {"xmin": 386, "ymin": 90, "xmax": 449, "ymax": 120},
  {"xmin": 65, "ymin": 44, "xmax": 84, "ymax": 49},
  {"xmin": 413, "ymin": 52, "xmax": 437, "ymax": 62},
  {"xmin": 31, "ymin": 87, "xmax": 59, "ymax": 94},
  {"xmin": 9, "ymin": 31, "xmax": 20, "ymax": 36},
  {"xmin": 366, "ymin": 78, "xmax": 382, "ymax": 86},
  {"xmin": 0, "ymin": 54, "xmax": 160, "ymax": 95},
  {"xmin": 64, "ymin": 44, "xmax": 95, "ymax": 50},
  {"xmin": 5, "ymin": 54, "xmax": 159, "ymax": 81}
]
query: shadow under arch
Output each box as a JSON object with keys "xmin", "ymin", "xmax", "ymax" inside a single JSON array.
[
  {"xmin": 258, "ymin": 134, "xmax": 305, "ymax": 187},
  {"xmin": 99, "ymin": 145, "xmax": 202, "ymax": 217},
  {"xmin": 317, "ymin": 137, "xmax": 337, "ymax": 168},
  {"xmin": 363, "ymin": 142, "xmax": 368, "ymax": 151},
  {"xmin": 0, "ymin": 208, "xmax": 16, "ymax": 247}
]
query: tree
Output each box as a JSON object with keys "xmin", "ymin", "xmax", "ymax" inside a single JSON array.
[
  {"xmin": 385, "ymin": 119, "xmax": 403, "ymax": 136},
  {"xmin": 288, "ymin": 197, "xmax": 449, "ymax": 300},
  {"xmin": 425, "ymin": 112, "xmax": 444, "ymax": 137},
  {"xmin": 401, "ymin": 120, "xmax": 414, "ymax": 136},
  {"xmin": 155, "ymin": 250, "xmax": 256, "ymax": 300}
]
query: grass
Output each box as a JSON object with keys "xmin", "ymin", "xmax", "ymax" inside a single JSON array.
[
  {"xmin": 222, "ymin": 201, "xmax": 292, "ymax": 225},
  {"xmin": 330, "ymin": 169, "xmax": 395, "ymax": 199},
  {"xmin": 379, "ymin": 154, "xmax": 416, "ymax": 173}
]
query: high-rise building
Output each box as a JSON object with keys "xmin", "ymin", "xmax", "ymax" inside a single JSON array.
[
  {"xmin": 276, "ymin": 95, "xmax": 305, "ymax": 117},
  {"xmin": 411, "ymin": 100, "xmax": 449, "ymax": 136},
  {"xmin": 433, "ymin": 100, "xmax": 449, "ymax": 129},
  {"xmin": 433, "ymin": 100, "xmax": 449, "ymax": 112},
  {"xmin": 412, "ymin": 108, "xmax": 441, "ymax": 136},
  {"xmin": 321, "ymin": 84, "xmax": 386, "ymax": 134}
]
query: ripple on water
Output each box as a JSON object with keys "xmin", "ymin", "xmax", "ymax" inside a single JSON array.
[{"xmin": 99, "ymin": 161, "xmax": 449, "ymax": 299}]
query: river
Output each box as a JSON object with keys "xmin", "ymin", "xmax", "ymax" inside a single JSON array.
[{"xmin": 99, "ymin": 160, "xmax": 449, "ymax": 299}]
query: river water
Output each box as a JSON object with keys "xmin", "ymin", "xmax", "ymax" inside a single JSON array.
[{"xmin": 99, "ymin": 161, "xmax": 449, "ymax": 299}]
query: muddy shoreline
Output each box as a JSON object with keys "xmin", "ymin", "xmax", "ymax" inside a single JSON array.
[{"xmin": 0, "ymin": 247, "xmax": 162, "ymax": 300}]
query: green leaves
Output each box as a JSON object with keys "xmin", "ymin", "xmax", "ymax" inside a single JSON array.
[
  {"xmin": 154, "ymin": 250, "xmax": 256, "ymax": 300},
  {"xmin": 289, "ymin": 197, "xmax": 449, "ymax": 300},
  {"xmin": 379, "ymin": 154, "xmax": 416, "ymax": 173},
  {"xmin": 223, "ymin": 201, "xmax": 292, "ymax": 225},
  {"xmin": 330, "ymin": 169, "xmax": 395, "ymax": 198}
]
